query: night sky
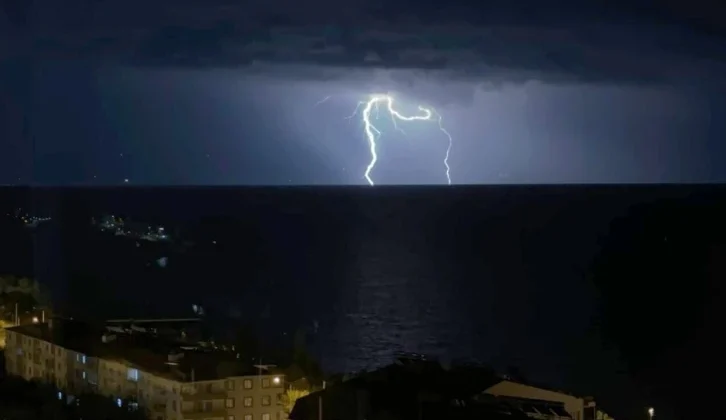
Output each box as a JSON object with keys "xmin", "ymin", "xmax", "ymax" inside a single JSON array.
[
  {"xmin": 2, "ymin": 0, "xmax": 726, "ymax": 185},
  {"xmin": 3, "ymin": 1, "xmax": 726, "ymax": 420}
]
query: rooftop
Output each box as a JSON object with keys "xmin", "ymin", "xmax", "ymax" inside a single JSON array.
[
  {"xmin": 7, "ymin": 318, "xmax": 280, "ymax": 383},
  {"xmin": 360, "ymin": 358, "xmax": 505, "ymax": 399},
  {"xmin": 7, "ymin": 318, "xmax": 101, "ymax": 354},
  {"xmin": 291, "ymin": 360, "xmax": 574, "ymax": 420}
]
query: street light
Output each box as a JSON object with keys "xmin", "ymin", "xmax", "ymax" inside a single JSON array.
[{"xmin": 648, "ymin": 407, "xmax": 654, "ymax": 420}]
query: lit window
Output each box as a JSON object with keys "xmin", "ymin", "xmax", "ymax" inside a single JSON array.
[
  {"xmin": 226, "ymin": 380, "xmax": 235, "ymax": 390},
  {"xmin": 244, "ymin": 415, "xmax": 252, "ymax": 420},
  {"xmin": 228, "ymin": 416, "xmax": 235, "ymax": 420},
  {"xmin": 76, "ymin": 354, "xmax": 87, "ymax": 364},
  {"xmin": 243, "ymin": 379, "xmax": 253, "ymax": 389},
  {"xmin": 262, "ymin": 396, "xmax": 271, "ymax": 406},
  {"xmin": 244, "ymin": 397, "xmax": 253, "ymax": 407},
  {"xmin": 116, "ymin": 398, "xmax": 123, "ymax": 407},
  {"xmin": 226, "ymin": 398, "xmax": 235, "ymax": 408},
  {"xmin": 127, "ymin": 368, "xmax": 139, "ymax": 382},
  {"xmin": 82, "ymin": 371, "xmax": 87, "ymax": 380},
  {"xmin": 262, "ymin": 378, "xmax": 270, "ymax": 388},
  {"xmin": 262, "ymin": 414, "xmax": 270, "ymax": 420}
]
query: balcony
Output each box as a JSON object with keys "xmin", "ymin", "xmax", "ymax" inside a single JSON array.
[
  {"xmin": 181, "ymin": 408, "xmax": 228, "ymax": 419},
  {"xmin": 150, "ymin": 403, "xmax": 166, "ymax": 413},
  {"xmin": 181, "ymin": 388, "xmax": 227, "ymax": 400}
]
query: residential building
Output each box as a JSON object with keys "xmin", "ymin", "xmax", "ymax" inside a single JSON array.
[
  {"xmin": 103, "ymin": 317, "xmax": 204, "ymax": 344},
  {"xmin": 484, "ymin": 380, "xmax": 598, "ymax": 420},
  {"xmin": 4, "ymin": 317, "xmax": 286, "ymax": 420},
  {"xmin": 479, "ymin": 394, "xmax": 577, "ymax": 419},
  {"xmin": 290, "ymin": 358, "xmax": 607, "ymax": 420},
  {"xmin": 290, "ymin": 358, "xmax": 569, "ymax": 420}
]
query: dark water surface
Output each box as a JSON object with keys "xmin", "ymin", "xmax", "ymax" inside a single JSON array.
[{"xmin": 3, "ymin": 185, "xmax": 726, "ymax": 418}]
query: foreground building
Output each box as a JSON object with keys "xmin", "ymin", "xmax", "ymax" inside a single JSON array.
[
  {"xmin": 484, "ymin": 380, "xmax": 598, "ymax": 420},
  {"xmin": 4, "ymin": 318, "xmax": 286, "ymax": 420},
  {"xmin": 290, "ymin": 358, "xmax": 606, "ymax": 420}
]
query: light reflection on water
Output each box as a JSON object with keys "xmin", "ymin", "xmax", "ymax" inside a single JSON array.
[{"xmin": 9, "ymin": 188, "xmax": 601, "ymax": 381}]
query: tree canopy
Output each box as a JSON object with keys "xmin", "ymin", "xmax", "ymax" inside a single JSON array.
[
  {"xmin": 589, "ymin": 196, "xmax": 726, "ymax": 418},
  {"xmin": 0, "ymin": 275, "xmax": 51, "ymax": 319},
  {"xmin": 281, "ymin": 388, "xmax": 311, "ymax": 416}
]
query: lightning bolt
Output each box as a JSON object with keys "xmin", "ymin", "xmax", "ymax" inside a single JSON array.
[
  {"xmin": 433, "ymin": 109, "xmax": 453, "ymax": 187},
  {"xmin": 314, "ymin": 93, "xmax": 453, "ymax": 186},
  {"xmin": 314, "ymin": 96, "xmax": 331, "ymax": 107},
  {"xmin": 356, "ymin": 94, "xmax": 452, "ymax": 186}
]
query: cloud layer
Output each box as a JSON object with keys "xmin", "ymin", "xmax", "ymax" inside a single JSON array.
[{"xmin": 3, "ymin": 0, "xmax": 726, "ymax": 88}]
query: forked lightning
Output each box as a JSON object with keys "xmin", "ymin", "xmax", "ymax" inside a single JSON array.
[{"xmin": 347, "ymin": 94, "xmax": 453, "ymax": 186}]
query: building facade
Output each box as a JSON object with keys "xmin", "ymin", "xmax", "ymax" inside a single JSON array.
[
  {"xmin": 485, "ymin": 380, "xmax": 597, "ymax": 420},
  {"xmin": 4, "ymin": 323, "xmax": 286, "ymax": 420},
  {"xmin": 4, "ymin": 327, "xmax": 82, "ymax": 392}
]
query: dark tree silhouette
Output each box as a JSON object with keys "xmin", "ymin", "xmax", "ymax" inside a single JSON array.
[{"xmin": 590, "ymin": 194, "xmax": 726, "ymax": 418}]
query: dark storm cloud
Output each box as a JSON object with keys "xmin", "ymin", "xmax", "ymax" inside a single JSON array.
[{"xmin": 5, "ymin": 0, "xmax": 726, "ymax": 93}]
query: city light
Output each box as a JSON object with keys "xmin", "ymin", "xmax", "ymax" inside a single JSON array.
[{"xmin": 273, "ymin": 376, "xmax": 281, "ymax": 385}]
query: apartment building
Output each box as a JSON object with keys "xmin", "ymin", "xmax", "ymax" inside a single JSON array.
[
  {"xmin": 4, "ymin": 318, "xmax": 286, "ymax": 420},
  {"xmin": 484, "ymin": 380, "xmax": 599, "ymax": 420}
]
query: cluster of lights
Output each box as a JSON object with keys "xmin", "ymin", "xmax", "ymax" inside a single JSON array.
[
  {"xmin": 13, "ymin": 212, "xmax": 52, "ymax": 227},
  {"xmin": 95, "ymin": 215, "xmax": 170, "ymax": 242}
]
